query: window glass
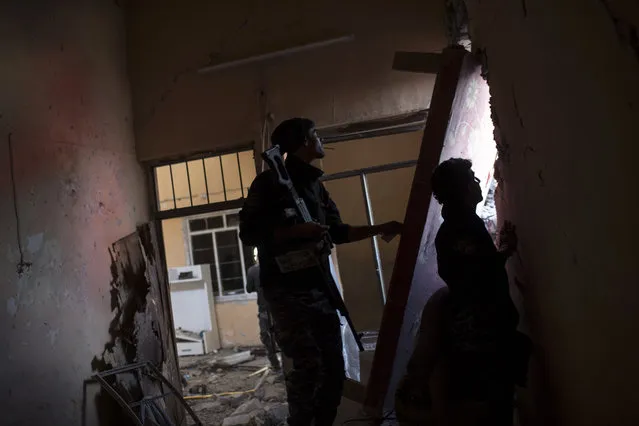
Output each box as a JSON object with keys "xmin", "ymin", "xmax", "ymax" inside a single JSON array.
[
  {"xmin": 225, "ymin": 213, "xmax": 240, "ymax": 228},
  {"xmin": 206, "ymin": 216, "xmax": 224, "ymax": 229},
  {"xmin": 216, "ymin": 230, "xmax": 244, "ymax": 295},
  {"xmin": 153, "ymin": 150, "xmax": 256, "ymax": 213},
  {"xmin": 190, "ymin": 234, "xmax": 219, "ymax": 294},
  {"xmin": 155, "ymin": 165, "xmax": 175, "ymax": 211},
  {"xmin": 187, "ymin": 210, "xmax": 253, "ymax": 297},
  {"xmin": 189, "ymin": 219, "xmax": 206, "ymax": 232},
  {"xmin": 187, "ymin": 160, "xmax": 208, "ymax": 206}
]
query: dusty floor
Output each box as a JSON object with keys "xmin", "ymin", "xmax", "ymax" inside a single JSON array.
[{"xmin": 180, "ymin": 347, "xmax": 288, "ymax": 426}]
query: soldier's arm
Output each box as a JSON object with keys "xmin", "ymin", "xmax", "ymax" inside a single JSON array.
[
  {"xmin": 319, "ymin": 184, "xmax": 351, "ymax": 244},
  {"xmin": 321, "ymin": 184, "xmax": 402, "ymax": 244}
]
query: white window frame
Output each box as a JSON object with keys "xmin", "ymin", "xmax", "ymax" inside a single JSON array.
[{"xmin": 184, "ymin": 208, "xmax": 256, "ymax": 303}]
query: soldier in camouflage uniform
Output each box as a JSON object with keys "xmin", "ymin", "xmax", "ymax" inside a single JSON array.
[
  {"xmin": 246, "ymin": 253, "xmax": 281, "ymax": 371},
  {"xmin": 239, "ymin": 118, "xmax": 402, "ymax": 426}
]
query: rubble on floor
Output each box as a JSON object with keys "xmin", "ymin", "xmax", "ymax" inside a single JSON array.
[
  {"xmin": 182, "ymin": 346, "xmax": 288, "ymax": 426},
  {"xmin": 216, "ymin": 350, "xmax": 254, "ymax": 367}
]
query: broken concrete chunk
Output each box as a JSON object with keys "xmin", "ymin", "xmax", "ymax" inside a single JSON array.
[
  {"xmin": 232, "ymin": 398, "xmax": 264, "ymax": 416},
  {"xmin": 221, "ymin": 413, "xmax": 255, "ymax": 426},
  {"xmin": 262, "ymin": 385, "xmax": 286, "ymax": 402},
  {"xmin": 217, "ymin": 350, "xmax": 254, "ymax": 367},
  {"xmin": 219, "ymin": 393, "xmax": 250, "ymax": 408},
  {"xmin": 192, "ymin": 400, "xmax": 224, "ymax": 413},
  {"xmin": 264, "ymin": 403, "xmax": 288, "ymax": 425},
  {"xmin": 189, "ymin": 384, "xmax": 208, "ymax": 395}
]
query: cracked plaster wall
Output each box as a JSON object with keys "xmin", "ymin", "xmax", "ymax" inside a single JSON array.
[
  {"xmin": 0, "ymin": 1, "xmax": 149, "ymax": 425},
  {"xmin": 464, "ymin": 0, "xmax": 639, "ymax": 425},
  {"xmin": 126, "ymin": 0, "xmax": 448, "ymax": 162}
]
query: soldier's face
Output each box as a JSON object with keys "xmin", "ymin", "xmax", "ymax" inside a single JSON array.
[
  {"xmin": 469, "ymin": 172, "xmax": 483, "ymax": 204},
  {"xmin": 307, "ymin": 128, "xmax": 325, "ymax": 159}
]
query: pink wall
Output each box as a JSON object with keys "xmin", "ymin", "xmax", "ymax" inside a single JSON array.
[
  {"xmin": 0, "ymin": 2, "xmax": 148, "ymax": 425},
  {"xmin": 465, "ymin": 0, "xmax": 639, "ymax": 425}
]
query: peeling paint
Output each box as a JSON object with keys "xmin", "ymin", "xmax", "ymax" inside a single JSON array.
[
  {"xmin": 537, "ymin": 169, "xmax": 545, "ymax": 187},
  {"xmin": 27, "ymin": 233, "xmax": 44, "ymax": 255},
  {"xmin": 7, "ymin": 133, "xmax": 32, "ymax": 276},
  {"xmin": 600, "ymin": 0, "xmax": 639, "ymax": 63},
  {"xmin": 48, "ymin": 329, "xmax": 59, "ymax": 346},
  {"xmin": 7, "ymin": 297, "xmax": 17, "ymax": 317},
  {"xmin": 91, "ymin": 224, "xmax": 181, "ymax": 422}
]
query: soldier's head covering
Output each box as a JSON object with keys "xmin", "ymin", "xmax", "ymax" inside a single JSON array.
[
  {"xmin": 431, "ymin": 158, "xmax": 474, "ymax": 205},
  {"xmin": 271, "ymin": 118, "xmax": 316, "ymax": 154}
]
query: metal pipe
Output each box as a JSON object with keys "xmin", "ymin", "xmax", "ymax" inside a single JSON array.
[
  {"xmin": 202, "ymin": 158, "xmax": 210, "ymax": 204},
  {"xmin": 185, "ymin": 162, "xmax": 193, "ymax": 207},
  {"xmin": 95, "ymin": 361, "xmax": 148, "ymax": 377},
  {"xmin": 219, "ymin": 156, "xmax": 227, "ymax": 201},
  {"xmin": 198, "ymin": 35, "xmax": 355, "ymax": 74},
  {"xmin": 129, "ymin": 393, "xmax": 174, "ymax": 409},
  {"xmin": 360, "ymin": 173, "xmax": 386, "ymax": 305},
  {"xmin": 321, "ymin": 160, "xmax": 418, "ymax": 182},
  {"xmin": 236, "ymin": 152, "xmax": 245, "ymax": 198},
  {"xmin": 169, "ymin": 165, "xmax": 177, "ymax": 209}
]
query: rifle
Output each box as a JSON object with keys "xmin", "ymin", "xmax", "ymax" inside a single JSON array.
[{"xmin": 262, "ymin": 145, "xmax": 364, "ymax": 352}]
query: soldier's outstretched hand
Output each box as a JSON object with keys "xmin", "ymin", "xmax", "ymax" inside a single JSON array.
[{"xmin": 380, "ymin": 221, "xmax": 403, "ymax": 242}]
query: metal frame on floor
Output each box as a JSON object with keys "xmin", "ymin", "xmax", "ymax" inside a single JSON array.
[{"xmin": 93, "ymin": 361, "xmax": 203, "ymax": 426}]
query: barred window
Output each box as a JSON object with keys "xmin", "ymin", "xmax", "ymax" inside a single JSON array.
[{"xmin": 154, "ymin": 150, "xmax": 256, "ymax": 212}]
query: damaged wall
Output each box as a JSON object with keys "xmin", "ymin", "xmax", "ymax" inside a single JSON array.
[
  {"xmin": 464, "ymin": 0, "xmax": 639, "ymax": 425},
  {"xmin": 0, "ymin": 1, "xmax": 150, "ymax": 425},
  {"xmin": 215, "ymin": 301, "xmax": 261, "ymax": 347},
  {"xmin": 125, "ymin": 0, "xmax": 447, "ymax": 162}
]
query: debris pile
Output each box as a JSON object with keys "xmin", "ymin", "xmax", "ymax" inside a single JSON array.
[
  {"xmin": 221, "ymin": 398, "xmax": 288, "ymax": 426},
  {"xmin": 182, "ymin": 347, "xmax": 288, "ymax": 426}
]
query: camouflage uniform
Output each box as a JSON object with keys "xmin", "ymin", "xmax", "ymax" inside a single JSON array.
[
  {"xmin": 246, "ymin": 264, "xmax": 280, "ymax": 370},
  {"xmin": 239, "ymin": 155, "xmax": 350, "ymax": 426}
]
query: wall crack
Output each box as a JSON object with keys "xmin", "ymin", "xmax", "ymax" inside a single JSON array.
[
  {"xmin": 511, "ymin": 85, "xmax": 525, "ymax": 128},
  {"xmin": 537, "ymin": 169, "xmax": 545, "ymax": 187},
  {"xmin": 599, "ymin": 0, "xmax": 639, "ymax": 63},
  {"xmin": 7, "ymin": 133, "xmax": 32, "ymax": 276}
]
